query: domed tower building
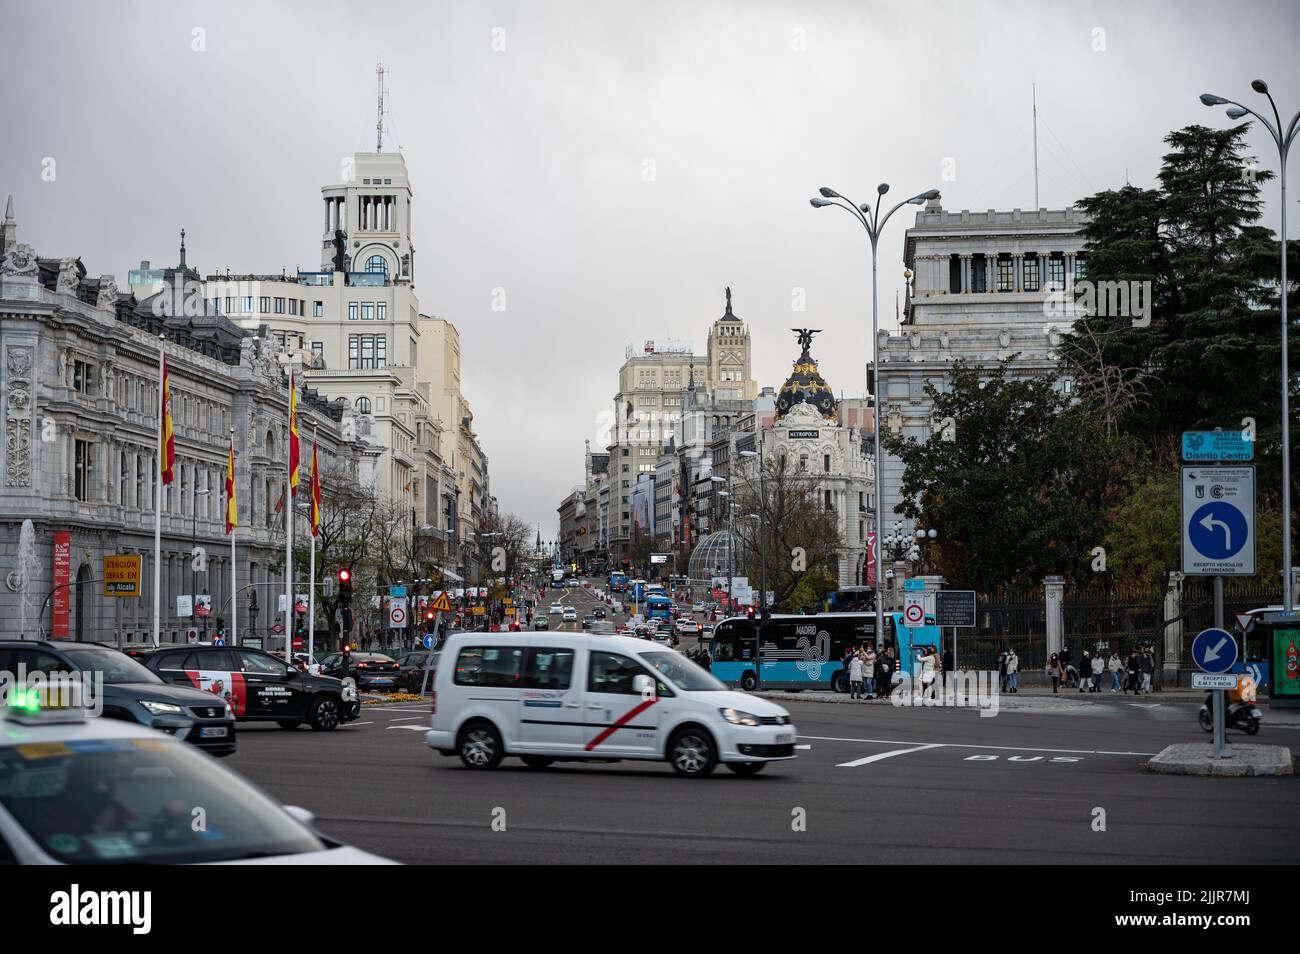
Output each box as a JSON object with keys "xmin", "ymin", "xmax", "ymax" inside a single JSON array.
[{"xmin": 746, "ymin": 329, "xmax": 875, "ymax": 589}]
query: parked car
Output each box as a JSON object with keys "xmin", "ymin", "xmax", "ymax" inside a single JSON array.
[{"xmin": 393, "ymin": 650, "xmax": 440, "ymax": 692}]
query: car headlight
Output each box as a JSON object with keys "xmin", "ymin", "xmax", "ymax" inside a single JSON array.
[
  {"xmin": 139, "ymin": 700, "xmax": 184, "ymax": 716},
  {"xmin": 720, "ymin": 707, "xmax": 761, "ymax": 727}
]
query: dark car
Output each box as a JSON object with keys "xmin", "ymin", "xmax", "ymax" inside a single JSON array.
[
  {"xmin": 0, "ymin": 640, "xmax": 237, "ymax": 757},
  {"xmin": 393, "ymin": 650, "xmax": 440, "ymax": 692},
  {"xmin": 319, "ymin": 652, "xmax": 401, "ymax": 692},
  {"xmin": 593, "ymin": 607, "xmax": 606, "ymax": 619},
  {"xmin": 139, "ymin": 645, "xmax": 360, "ymax": 731},
  {"xmin": 581, "ymin": 614, "xmax": 595, "ymax": 629}
]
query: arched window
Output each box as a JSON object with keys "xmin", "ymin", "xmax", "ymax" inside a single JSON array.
[
  {"xmin": 119, "ymin": 451, "xmax": 128, "ymax": 506},
  {"xmin": 365, "ymin": 255, "xmax": 389, "ymax": 277},
  {"xmin": 356, "ymin": 397, "xmax": 372, "ymax": 415}
]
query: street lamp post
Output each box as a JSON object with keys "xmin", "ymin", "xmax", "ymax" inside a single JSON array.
[
  {"xmin": 1201, "ymin": 81, "xmax": 1298, "ymax": 612},
  {"xmin": 811, "ymin": 182, "xmax": 942, "ymax": 650},
  {"xmin": 740, "ymin": 442, "xmax": 766, "ymax": 690}
]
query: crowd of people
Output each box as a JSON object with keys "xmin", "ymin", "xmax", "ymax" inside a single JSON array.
[
  {"xmin": 842, "ymin": 644, "xmax": 899, "ymax": 700},
  {"xmin": 1044, "ymin": 648, "xmax": 1155, "ymax": 693}
]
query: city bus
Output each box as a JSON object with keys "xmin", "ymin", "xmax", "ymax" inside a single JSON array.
[
  {"xmin": 609, "ymin": 570, "xmax": 628, "ymax": 592},
  {"xmin": 707, "ymin": 613, "xmax": 877, "ymax": 692},
  {"xmin": 645, "ymin": 594, "xmax": 674, "ymax": 622}
]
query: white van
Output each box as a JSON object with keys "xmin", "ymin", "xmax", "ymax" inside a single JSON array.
[{"xmin": 425, "ymin": 632, "xmax": 797, "ymax": 777}]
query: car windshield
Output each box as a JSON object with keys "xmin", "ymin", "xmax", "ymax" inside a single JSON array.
[
  {"xmin": 639, "ymin": 651, "xmax": 727, "ymax": 691},
  {"xmin": 61, "ymin": 647, "xmax": 162, "ymax": 685},
  {"xmin": 0, "ymin": 737, "xmax": 326, "ymax": 864}
]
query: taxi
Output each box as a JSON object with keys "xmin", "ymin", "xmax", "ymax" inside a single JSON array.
[
  {"xmin": 0, "ymin": 688, "xmax": 395, "ymax": 864},
  {"xmin": 426, "ymin": 632, "xmax": 797, "ymax": 778}
]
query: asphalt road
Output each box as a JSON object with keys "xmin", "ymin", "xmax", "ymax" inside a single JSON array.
[{"xmin": 223, "ymin": 591, "xmax": 1300, "ymax": 863}]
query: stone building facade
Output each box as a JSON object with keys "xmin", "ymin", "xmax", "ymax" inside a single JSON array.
[{"xmin": 0, "ymin": 201, "xmax": 368, "ymax": 643}]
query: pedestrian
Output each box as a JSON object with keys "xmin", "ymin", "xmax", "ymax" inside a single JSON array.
[
  {"xmin": 1108, "ymin": 650, "xmax": 1122, "ymax": 692},
  {"xmin": 1005, "ymin": 647, "xmax": 1019, "ymax": 693},
  {"xmin": 1123, "ymin": 651, "xmax": 1139, "ymax": 694},
  {"xmin": 1078, "ymin": 648, "xmax": 1091, "ymax": 692},
  {"xmin": 848, "ymin": 651, "xmax": 865, "ymax": 700},
  {"xmin": 1139, "ymin": 650, "xmax": 1154, "ymax": 694},
  {"xmin": 863, "ymin": 645, "xmax": 877, "ymax": 700},
  {"xmin": 998, "ymin": 648, "xmax": 1008, "ymax": 693},
  {"xmin": 1047, "ymin": 653, "xmax": 1062, "ymax": 693},
  {"xmin": 941, "ymin": 646, "xmax": 954, "ymax": 689},
  {"xmin": 878, "ymin": 647, "xmax": 894, "ymax": 699},
  {"xmin": 1090, "ymin": 651, "xmax": 1104, "ymax": 693}
]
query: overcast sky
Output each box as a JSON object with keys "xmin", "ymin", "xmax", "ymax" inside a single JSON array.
[{"xmin": 3, "ymin": 0, "xmax": 1298, "ymax": 535}]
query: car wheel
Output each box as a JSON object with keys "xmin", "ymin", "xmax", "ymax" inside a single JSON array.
[
  {"xmin": 1197, "ymin": 707, "xmax": 1213, "ymax": 732},
  {"xmin": 458, "ymin": 720, "xmax": 504, "ymax": 770},
  {"xmin": 726, "ymin": 761, "xmax": 765, "ymax": 776},
  {"xmin": 668, "ymin": 727, "xmax": 717, "ymax": 778},
  {"xmin": 740, "ymin": 671, "xmax": 758, "ymax": 692},
  {"xmin": 1246, "ymin": 718, "xmax": 1260, "ymax": 736},
  {"xmin": 831, "ymin": 671, "xmax": 848, "ymax": 694},
  {"xmin": 308, "ymin": 696, "xmax": 342, "ymax": 731},
  {"xmin": 276, "ymin": 720, "xmax": 302, "ymax": 730},
  {"xmin": 521, "ymin": 755, "xmax": 555, "ymax": 769}
]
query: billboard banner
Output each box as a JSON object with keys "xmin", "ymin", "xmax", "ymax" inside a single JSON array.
[{"xmin": 52, "ymin": 532, "xmax": 71, "ymax": 638}]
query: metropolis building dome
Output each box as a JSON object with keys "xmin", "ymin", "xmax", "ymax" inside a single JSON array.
[
  {"xmin": 775, "ymin": 328, "xmax": 838, "ymax": 420},
  {"xmin": 688, "ymin": 530, "xmax": 744, "ymax": 581}
]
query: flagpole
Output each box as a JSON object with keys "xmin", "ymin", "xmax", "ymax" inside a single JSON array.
[
  {"xmin": 152, "ymin": 333, "xmax": 165, "ymax": 647},
  {"xmin": 229, "ymin": 427, "xmax": 238, "ymax": 648},
  {"xmin": 284, "ymin": 364, "xmax": 295, "ymax": 661},
  {"xmin": 308, "ymin": 426, "xmax": 318, "ymax": 666}
]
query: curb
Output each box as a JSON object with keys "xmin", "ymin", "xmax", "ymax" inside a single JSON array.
[{"xmin": 1145, "ymin": 743, "xmax": 1294, "ymax": 777}]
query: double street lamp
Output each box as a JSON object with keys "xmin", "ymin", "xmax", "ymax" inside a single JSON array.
[
  {"xmin": 1200, "ymin": 80, "xmax": 1298, "ymax": 612},
  {"xmin": 811, "ymin": 182, "xmax": 942, "ymax": 648}
]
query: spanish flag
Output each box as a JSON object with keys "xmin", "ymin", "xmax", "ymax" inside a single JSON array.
[
  {"xmin": 288, "ymin": 371, "xmax": 300, "ymax": 495},
  {"xmin": 225, "ymin": 433, "xmax": 237, "ymax": 534},
  {"xmin": 160, "ymin": 357, "xmax": 175, "ymax": 484},
  {"xmin": 309, "ymin": 439, "xmax": 321, "ymax": 537}
]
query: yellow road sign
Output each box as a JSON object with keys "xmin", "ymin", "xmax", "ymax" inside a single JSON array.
[
  {"xmin": 504, "ymin": 607, "xmax": 516, "ymax": 616},
  {"xmin": 103, "ymin": 555, "xmax": 141, "ymax": 597},
  {"xmin": 471, "ymin": 606, "xmax": 486, "ymax": 615},
  {"xmin": 430, "ymin": 592, "xmax": 453, "ymax": 612}
]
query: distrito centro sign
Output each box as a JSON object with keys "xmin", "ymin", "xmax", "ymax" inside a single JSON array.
[{"xmin": 1181, "ymin": 466, "xmax": 1255, "ymax": 576}]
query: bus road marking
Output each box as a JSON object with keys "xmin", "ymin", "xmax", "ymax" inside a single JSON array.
[
  {"xmin": 837, "ymin": 743, "xmax": 943, "ymax": 767},
  {"xmin": 795, "ymin": 744, "xmax": 812, "ymax": 750},
  {"xmin": 803, "ymin": 734, "xmax": 1157, "ymax": 758}
]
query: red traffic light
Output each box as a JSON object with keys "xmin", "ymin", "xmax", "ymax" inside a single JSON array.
[
  {"xmin": 338, "ymin": 568, "xmax": 351, "ymax": 583},
  {"xmin": 425, "ymin": 610, "xmax": 435, "ymax": 620},
  {"xmin": 342, "ymin": 643, "xmax": 351, "ymax": 653}
]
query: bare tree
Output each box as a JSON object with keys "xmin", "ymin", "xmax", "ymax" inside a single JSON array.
[{"xmin": 1057, "ymin": 319, "xmax": 1154, "ymax": 437}]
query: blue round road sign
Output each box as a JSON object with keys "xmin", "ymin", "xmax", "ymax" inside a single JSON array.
[
  {"xmin": 1191, "ymin": 627, "xmax": 1238, "ymax": 674},
  {"xmin": 422, "ymin": 634, "xmax": 438, "ymax": 650},
  {"xmin": 1187, "ymin": 502, "xmax": 1248, "ymax": 561}
]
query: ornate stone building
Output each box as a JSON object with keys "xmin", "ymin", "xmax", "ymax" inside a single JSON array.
[{"xmin": 0, "ymin": 199, "xmax": 369, "ymax": 643}]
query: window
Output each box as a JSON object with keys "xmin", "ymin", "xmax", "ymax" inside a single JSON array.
[
  {"xmin": 72, "ymin": 359, "xmax": 92, "ymax": 395},
  {"xmin": 825, "ymin": 489, "xmax": 833, "ymax": 509},
  {"xmin": 288, "ymin": 299, "xmax": 298, "ymax": 316},
  {"xmin": 365, "ymin": 255, "xmax": 388, "ymax": 277},
  {"xmin": 313, "ymin": 301, "xmax": 323, "ymax": 317},
  {"xmin": 237, "ymin": 650, "xmax": 287, "ymax": 676},
  {"xmin": 1023, "ymin": 256, "xmax": 1040, "ymax": 292},
  {"xmin": 823, "ymin": 454, "xmax": 831, "ymax": 473},
  {"xmin": 243, "ymin": 296, "xmax": 253, "ymax": 312},
  {"xmin": 311, "ymin": 341, "xmax": 323, "ymax": 364},
  {"xmin": 522, "ymin": 648, "xmax": 575, "ymax": 690},
  {"xmin": 361, "ymin": 336, "xmax": 374, "ymax": 368},
  {"xmin": 587, "ymin": 652, "xmax": 649, "ymax": 695},
  {"xmin": 377, "ymin": 302, "xmax": 387, "ymax": 321},
  {"xmin": 274, "ymin": 297, "xmax": 285, "ymax": 314},
  {"xmin": 997, "ymin": 257, "xmax": 1014, "ymax": 291},
  {"xmin": 348, "ymin": 302, "xmax": 358, "ymax": 321},
  {"xmin": 972, "ymin": 254, "xmax": 987, "ymax": 293},
  {"xmin": 376, "ymin": 336, "xmax": 386, "ymax": 368},
  {"xmin": 135, "ymin": 454, "xmax": 144, "ymax": 510},
  {"xmin": 1074, "ymin": 256, "xmax": 1087, "ymax": 281},
  {"xmin": 949, "ymin": 256, "xmax": 962, "ymax": 294},
  {"xmin": 356, "ymin": 397, "xmax": 372, "ymax": 415},
  {"xmin": 361, "ymin": 302, "xmax": 374, "ymax": 321},
  {"xmin": 453, "ymin": 646, "xmax": 523, "ymax": 687},
  {"xmin": 225, "ymin": 296, "xmax": 234, "ymax": 314},
  {"xmin": 1047, "ymin": 256, "xmax": 1065, "ymax": 291},
  {"xmin": 74, "ymin": 439, "xmax": 91, "ymax": 501}
]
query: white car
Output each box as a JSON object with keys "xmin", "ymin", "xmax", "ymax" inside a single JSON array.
[
  {"xmin": 692, "ymin": 601, "xmax": 707, "ymax": 612},
  {"xmin": 675, "ymin": 617, "xmax": 700, "ymax": 636},
  {"xmin": 0, "ymin": 691, "xmax": 397, "ymax": 864},
  {"xmin": 425, "ymin": 632, "xmax": 797, "ymax": 777},
  {"xmin": 562, "ymin": 607, "xmax": 578, "ymax": 622},
  {"xmin": 549, "ymin": 603, "xmax": 564, "ymax": 614}
]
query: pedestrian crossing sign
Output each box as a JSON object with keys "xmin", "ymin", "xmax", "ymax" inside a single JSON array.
[{"xmin": 430, "ymin": 592, "xmax": 453, "ymax": 613}]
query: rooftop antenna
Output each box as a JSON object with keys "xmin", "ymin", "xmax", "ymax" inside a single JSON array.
[
  {"xmin": 376, "ymin": 61, "xmax": 386, "ymax": 152},
  {"xmin": 1032, "ymin": 83, "xmax": 1040, "ymax": 208}
]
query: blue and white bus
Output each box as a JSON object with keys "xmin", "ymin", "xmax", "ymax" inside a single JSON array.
[
  {"xmin": 707, "ymin": 613, "xmax": 877, "ymax": 692},
  {"xmin": 645, "ymin": 594, "xmax": 674, "ymax": 622}
]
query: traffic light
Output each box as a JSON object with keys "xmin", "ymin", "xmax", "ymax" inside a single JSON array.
[
  {"xmin": 424, "ymin": 608, "xmax": 435, "ymax": 633},
  {"xmin": 337, "ymin": 567, "xmax": 353, "ymax": 606},
  {"xmin": 746, "ymin": 605, "xmax": 756, "ymax": 620},
  {"xmin": 215, "ymin": 618, "xmax": 226, "ymax": 640}
]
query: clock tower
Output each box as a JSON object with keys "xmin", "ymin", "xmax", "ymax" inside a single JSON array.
[{"xmin": 705, "ymin": 287, "xmax": 756, "ymax": 401}]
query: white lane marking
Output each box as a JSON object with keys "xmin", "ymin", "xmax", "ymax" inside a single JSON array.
[
  {"xmin": 837, "ymin": 743, "xmax": 943, "ymax": 767},
  {"xmin": 1129, "ymin": 704, "xmax": 1160, "ymax": 708},
  {"xmin": 795, "ymin": 744, "xmax": 812, "ymax": 750},
  {"xmin": 386, "ymin": 716, "xmax": 423, "ymax": 722},
  {"xmin": 387, "ymin": 724, "xmax": 428, "ymax": 731},
  {"xmin": 799, "ymin": 734, "xmax": 1157, "ymax": 757}
]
